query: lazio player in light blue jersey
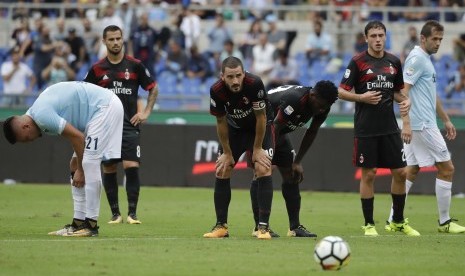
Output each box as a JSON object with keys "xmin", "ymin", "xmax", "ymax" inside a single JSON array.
[
  {"xmin": 3, "ymin": 81, "xmax": 124, "ymax": 237},
  {"xmin": 385, "ymin": 21, "xmax": 465, "ymax": 234}
]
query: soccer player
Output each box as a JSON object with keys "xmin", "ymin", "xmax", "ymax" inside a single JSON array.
[
  {"xmin": 203, "ymin": 56, "xmax": 275, "ymax": 239},
  {"xmin": 249, "ymin": 82, "xmax": 339, "ymax": 238},
  {"xmin": 385, "ymin": 20, "xmax": 465, "ymax": 233},
  {"xmin": 338, "ymin": 20, "xmax": 420, "ymax": 237},
  {"xmin": 2, "ymin": 81, "xmax": 124, "ymax": 237},
  {"xmin": 84, "ymin": 25, "xmax": 158, "ymax": 224}
]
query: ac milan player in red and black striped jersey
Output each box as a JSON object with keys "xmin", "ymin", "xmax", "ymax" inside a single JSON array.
[
  {"xmin": 249, "ymin": 82, "xmax": 338, "ymax": 238},
  {"xmin": 204, "ymin": 56, "xmax": 276, "ymax": 239},
  {"xmin": 338, "ymin": 21, "xmax": 419, "ymax": 237},
  {"xmin": 83, "ymin": 25, "xmax": 158, "ymax": 225}
]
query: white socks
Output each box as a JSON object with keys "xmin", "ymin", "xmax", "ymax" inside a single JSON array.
[
  {"xmin": 71, "ymin": 186, "xmax": 86, "ymax": 221},
  {"xmin": 82, "ymin": 158, "xmax": 103, "ymax": 221},
  {"xmin": 435, "ymin": 178, "xmax": 452, "ymax": 225}
]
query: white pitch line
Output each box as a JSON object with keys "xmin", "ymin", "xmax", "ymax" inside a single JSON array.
[{"xmin": 348, "ymin": 234, "xmax": 465, "ymax": 238}]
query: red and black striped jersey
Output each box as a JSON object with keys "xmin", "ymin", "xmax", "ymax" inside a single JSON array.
[
  {"xmin": 84, "ymin": 55, "xmax": 156, "ymax": 130},
  {"xmin": 339, "ymin": 51, "xmax": 403, "ymax": 137},
  {"xmin": 209, "ymin": 72, "xmax": 273, "ymax": 130},
  {"xmin": 268, "ymin": 85, "xmax": 329, "ymax": 134}
]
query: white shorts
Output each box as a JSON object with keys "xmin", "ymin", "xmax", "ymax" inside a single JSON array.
[
  {"xmin": 83, "ymin": 95, "xmax": 123, "ymax": 161},
  {"xmin": 404, "ymin": 128, "xmax": 451, "ymax": 167}
]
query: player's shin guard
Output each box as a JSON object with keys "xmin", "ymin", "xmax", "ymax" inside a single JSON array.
[
  {"xmin": 257, "ymin": 176, "xmax": 273, "ymax": 225},
  {"xmin": 214, "ymin": 178, "xmax": 231, "ymax": 224},
  {"xmin": 82, "ymin": 158, "xmax": 102, "ymax": 221},
  {"xmin": 391, "ymin": 193, "xmax": 406, "ymax": 223},
  {"xmin": 103, "ymin": 172, "xmax": 119, "ymax": 215},
  {"xmin": 282, "ymin": 181, "xmax": 301, "ymax": 229},
  {"xmin": 250, "ymin": 179, "xmax": 259, "ymax": 227},
  {"xmin": 125, "ymin": 167, "xmax": 140, "ymax": 215}
]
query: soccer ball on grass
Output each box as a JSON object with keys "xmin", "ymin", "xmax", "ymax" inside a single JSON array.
[{"xmin": 314, "ymin": 236, "xmax": 351, "ymax": 270}]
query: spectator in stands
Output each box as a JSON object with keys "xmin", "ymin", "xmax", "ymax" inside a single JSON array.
[
  {"xmin": 246, "ymin": 0, "xmax": 273, "ymax": 20},
  {"xmin": 168, "ymin": 13, "xmax": 186, "ymax": 50},
  {"xmin": 265, "ymin": 14, "xmax": 286, "ymax": 54},
  {"xmin": 11, "ymin": 17, "xmax": 33, "ymax": 59},
  {"xmin": 116, "ymin": 0, "xmax": 138, "ymax": 46},
  {"xmin": 52, "ymin": 17, "xmax": 67, "ymax": 42},
  {"xmin": 361, "ymin": 0, "xmax": 389, "ymax": 21},
  {"xmin": 445, "ymin": 63, "xmax": 465, "ymax": 99},
  {"xmin": 41, "ymin": 44, "xmax": 76, "ymax": 86},
  {"xmin": 387, "ymin": 0, "xmax": 409, "ymax": 22},
  {"xmin": 180, "ymin": 6, "xmax": 201, "ymax": 50},
  {"xmin": 251, "ymin": 32, "xmax": 276, "ymax": 85},
  {"xmin": 400, "ymin": 26, "xmax": 419, "ymax": 64},
  {"xmin": 129, "ymin": 12, "xmax": 158, "ymax": 77},
  {"xmin": 403, "ymin": 0, "xmax": 434, "ymax": 21},
  {"xmin": 32, "ymin": 25, "xmax": 56, "ymax": 90},
  {"xmin": 165, "ymin": 39, "xmax": 189, "ymax": 81},
  {"xmin": 63, "ymin": 0, "xmax": 81, "ymax": 18},
  {"xmin": 12, "ymin": 0, "xmax": 28, "ymax": 20},
  {"xmin": 266, "ymin": 50, "xmax": 299, "ymax": 91},
  {"xmin": 81, "ymin": 17, "xmax": 100, "ymax": 65},
  {"xmin": 354, "ymin": 32, "xmax": 368, "ymax": 54},
  {"xmin": 453, "ymin": 33, "xmax": 465, "ymax": 63},
  {"xmin": 1, "ymin": 47, "xmax": 36, "ymax": 107},
  {"xmin": 305, "ymin": 20, "xmax": 333, "ymax": 66},
  {"xmin": 219, "ymin": 39, "xmax": 243, "ymax": 67},
  {"xmin": 64, "ymin": 27, "xmax": 86, "ymax": 73},
  {"xmin": 207, "ymin": 13, "xmax": 233, "ymax": 60},
  {"xmin": 240, "ymin": 19, "xmax": 263, "ymax": 61},
  {"xmin": 186, "ymin": 45, "xmax": 213, "ymax": 83}
]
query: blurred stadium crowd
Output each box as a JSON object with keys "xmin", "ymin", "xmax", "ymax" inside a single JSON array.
[{"xmin": 1, "ymin": 0, "xmax": 465, "ymax": 114}]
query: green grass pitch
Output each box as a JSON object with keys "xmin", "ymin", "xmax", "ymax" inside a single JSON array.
[{"xmin": 1, "ymin": 184, "xmax": 464, "ymax": 275}]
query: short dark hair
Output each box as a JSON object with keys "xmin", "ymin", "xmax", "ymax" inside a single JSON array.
[
  {"xmin": 313, "ymin": 80, "xmax": 338, "ymax": 105},
  {"xmin": 221, "ymin": 56, "xmax": 244, "ymax": 73},
  {"xmin": 102, "ymin": 25, "xmax": 123, "ymax": 39},
  {"xmin": 420, "ymin": 20, "xmax": 444, "ymax": 38},
  {"xmin": 364, "ymin": 20, "xmax": 386, "ymax": 36},
  {"xmin": 3, "ymin": 116, "xmax": 17, "ymax": 144}
]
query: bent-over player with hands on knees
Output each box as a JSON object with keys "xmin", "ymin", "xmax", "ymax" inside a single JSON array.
[
  {"xmin": 3, "ymin": 81, "xmax": 124, "ymax": 237},
  {"xmin": 204, "ymin": 56, "xmax": 276, "ymax": 239},
  {"xmin": 249, "ymin": 81, "xmax": 339, "ymax": 238}
]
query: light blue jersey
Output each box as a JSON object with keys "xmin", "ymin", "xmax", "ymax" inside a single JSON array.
[
  {"xmin": 26, "ymin": 81, "xmax": 114, "ymax": 135},
  {"xmin": 403, "ymin": 46, "xmax": 437, "ymax": 130}
]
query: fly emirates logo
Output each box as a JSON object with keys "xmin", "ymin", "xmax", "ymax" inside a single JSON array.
[
  {"xmin": 192, "ymin": 140, "xmax": 246, "ymax": 174},
  {"xmin": 366, "ymin": 75, "xmax": 393, "ymax": 90},
  {"xmin": 110, "ymin": 81, "xmax": 133, "ymax": 95}
]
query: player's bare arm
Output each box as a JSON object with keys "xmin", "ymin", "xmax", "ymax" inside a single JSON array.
[
  {"xmin": 252, "ymin": 108, "xmax": 271, "ymax": 170},
  {"xmin": 338, "ymin": 87, "xmax": 382, "ymax": 105},
  {"xmin": 61, "ymin": 123, "xmax": 85, "ymax": 188},
  {"xmin": 215, "ymin": 115, "xmax": 234, "ymax": 178},
  {"xmin": 130, "ymin": 84, "xmax": 159, "ymax": 126},
  {"xmin": 436, "ymin": 95, "xmax": 456, "ymax": 140},
  {"xmin": 394, "ymin": 86, "xmax": 411, "ymax": 117}
]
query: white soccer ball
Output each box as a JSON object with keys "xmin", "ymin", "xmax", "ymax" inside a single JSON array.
[{"xmin": 314, "ymin": 236, "xmax": 351, "ymax": 271}]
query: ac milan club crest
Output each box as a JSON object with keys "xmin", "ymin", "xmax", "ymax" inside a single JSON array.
[
  {"xmin": 359, "ymin": 154, "xmax": 364, "ymax": 164},
  {"xmin": 243, "ymin": 97, "xmax": 249, "ymax": 105},
  {"xmin": 389, "ymin": 64, "xmax": 394, "ymax": 74}
]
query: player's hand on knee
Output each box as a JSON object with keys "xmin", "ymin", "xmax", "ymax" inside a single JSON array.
[{"xmin": 73, "ymin": 169, "xmax": 85, "ymax": 188}]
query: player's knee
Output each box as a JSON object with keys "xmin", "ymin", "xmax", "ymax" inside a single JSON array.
[
  {"xmin": 103, "ymin": 163, "xmax": 118, "ymax": 173},
  {"xmin": 82, "ymin": 158, "xmax": 102, "ymax": 183}
]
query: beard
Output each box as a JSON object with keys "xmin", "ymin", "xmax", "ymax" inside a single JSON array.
[{"xmin": 107, "ymin": 46, "xmax": 122, "ymax": 56}]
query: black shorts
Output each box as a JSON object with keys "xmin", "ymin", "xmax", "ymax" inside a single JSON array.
[
  {"xmin": 219, "ymin": 124, "xmax": 275, "ymax": 165},
  {"xmin": 271, "ymin": 134, "xmax": 294, "ymax": 168},
  {"xmin": 353, "ymin": 133, "xmax": 406, "ymax": 169},
  {"xmin": 103, "ymin": 129, "xmax": 141, "ymax": 164}
]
